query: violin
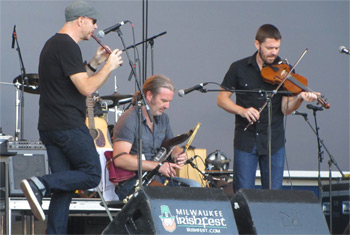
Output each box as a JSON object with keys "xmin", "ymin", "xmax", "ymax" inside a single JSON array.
[{"xmin": 261, "ymin": 62, "xmax": 330, "ymax": 109}]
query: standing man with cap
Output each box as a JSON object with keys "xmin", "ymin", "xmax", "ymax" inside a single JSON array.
[{"xmin": 20, "ymin": 1, "xmax": 123, "ymax": 233}]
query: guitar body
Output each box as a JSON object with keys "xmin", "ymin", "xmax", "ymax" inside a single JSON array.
[
  {"xmin": 85, "ymin": 95, "xmax": 112, "ymax": 149},
  {"xmin": 86, "ymin": 116, "xmax": 112, "ymax": 149}
]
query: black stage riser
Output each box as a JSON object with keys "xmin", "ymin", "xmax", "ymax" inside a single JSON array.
[
  {"xmin": 322, "ymin": 180, "xmax": 350, "ymax": 234},
  {"xmin": 102, "ymin": 186, "xmax": 239, "ymax": 234},
  {"xmin": 232, "ymin": 189, "xmax": 330, "ymax": 234}
]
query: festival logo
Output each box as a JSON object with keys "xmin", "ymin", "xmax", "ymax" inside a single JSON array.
[
  {"xmin": 159, "ymin": 204, "xmax": 229, "ymax": 233},
  {"xmin": 159, "ymin": 205, "xmax": 176, "ymax": 232}
]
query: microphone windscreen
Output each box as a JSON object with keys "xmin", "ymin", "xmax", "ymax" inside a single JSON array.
[
  {"xmin": 178, "ymin": 90, "xmax": 184, "ymax": 97},
  {"xmin": 97, "ymin": 30, "xmax": 105, "ymax": 38}
]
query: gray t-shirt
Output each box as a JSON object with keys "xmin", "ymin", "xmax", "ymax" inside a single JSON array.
[{"xmin": 113, "ymin": 106, "xmax": 174, "ymax": 160}]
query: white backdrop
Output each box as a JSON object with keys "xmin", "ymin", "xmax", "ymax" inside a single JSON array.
[{"xmin": 1, "ymin": 0, "xmax": 349, "ymax": 172}]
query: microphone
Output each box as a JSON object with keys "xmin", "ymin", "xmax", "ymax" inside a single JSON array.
[
  {"xmin": 178, "ymin": 83, "xmax": 208, "ymax": 97},
  {"xmin": 306, "ymin": 104, "xmax": 323, "ymax": 111},
  {"xmin": 11, "ymin": 25, "xmax": 16, "ymax": 49},
  {"xmin": 98, "ymin": 21, "xmax": 128, "ymax": 38},
  {"xmin": 293, "ymin": 111, "xmax": 308, "ymax": 117},
  {"xmin": 339, "ymin": 46, "xmax": 350, "ymax": 55},
  {"xmin": 185, "ymin": 155, "xmax": 199, "ymax": 165}
]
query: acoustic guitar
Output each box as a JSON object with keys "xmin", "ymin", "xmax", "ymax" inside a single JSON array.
[{"xmin": 85, "ymin": 95, "xmax": 112, "ymax": 149}]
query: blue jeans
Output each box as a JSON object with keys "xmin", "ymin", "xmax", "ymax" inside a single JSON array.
[
  {"xmin": 233, "ymin": 146, "xmax": 285, "ymax": 192},
  {"xmin": 39, "ymin": 126, "xmax": 101, "ymax": 234}
]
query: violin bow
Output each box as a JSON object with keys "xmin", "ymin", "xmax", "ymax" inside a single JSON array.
[{"xmin": 244, "ymin": 49, "xmax": 308, "ymax": 131}]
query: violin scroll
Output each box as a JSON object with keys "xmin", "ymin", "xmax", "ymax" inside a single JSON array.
[{"xmin": 316, "ymin": 95, "xmax": 330, "ymax": 109}]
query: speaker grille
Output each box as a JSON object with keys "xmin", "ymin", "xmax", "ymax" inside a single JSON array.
[
  {"xmin": 8, "ymin": 150, "xmax": 49, "ymax": 195},
  {"xmin": 232, "ymin": 189, "xmax": 330, "ymax": 234}
]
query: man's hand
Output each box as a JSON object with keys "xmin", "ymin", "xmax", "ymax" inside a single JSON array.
[
  {"xmin": 158, "ymin": 162, "xmax": 181, "ymax": 178},
  {"xmin": 105, "ymin": 49, "xmax": 123, "ymax": 70},
  {"xmin": 298, "ymin": 91, "xmax": 319, "ymax": 103},
  {"xmin": 174, "ymin": 152, "xmax": 187, "ymax": 167},
  {"xmin": 95, "ymin": 46, "xmax": 111, "ymax": 64},
  {"xmin": 171, "ymin": 146, "xmax": 187, "ymax": 167},
  {"xmin": 239, "ymin": 107, "xmax": 260, "ymax": 123},
  {"xmin": 89, "ymin": 46, "xmax": 111, "ymax": 68}
]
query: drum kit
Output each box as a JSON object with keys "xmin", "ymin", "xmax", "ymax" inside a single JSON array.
[
  {"xmin": 0, "ymin": 74, "xmax": 40, "ymax": 140},
  {"xmin": 97, "ymin": 91, "xmax": 133, "ymax": 138},
  {"xmin": 0, "ymin": 74, "xmax": 133, "ymax": 140}
]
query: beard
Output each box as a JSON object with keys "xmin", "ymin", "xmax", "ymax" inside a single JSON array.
[{"xmin": 259, "ymin": 49, "xmax": 277, "ymax": 65}]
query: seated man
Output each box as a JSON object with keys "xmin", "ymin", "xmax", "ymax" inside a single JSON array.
[{"xmin": 112, "ymin": 74, "xmax": 200, "ymax": 200}]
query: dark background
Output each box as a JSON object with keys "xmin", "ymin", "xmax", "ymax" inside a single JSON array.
[{"xmin": 1, "ymin": 1, "xmax": 349, "ymax": 173}]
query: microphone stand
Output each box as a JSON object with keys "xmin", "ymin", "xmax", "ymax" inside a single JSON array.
[
  {"xmin": 191, "ymin": 83, "xmax": 292, "ymax": 190},
  {"xmin": 124, "ymin": 32, "xmax": 166, "ymax": 80},
  {"xmin": 123, "ymin": 31, "xmax": 166, "ymax": 52},
  {"xmin": 13, "ymin": 28, "xmax": 28, "ymax": 141},
  {"xmin": 297, "ymin": 109, "xmax": 345, "ymax": 234},
  {"xmin": 116, "ymin": 29, "xmax": 166, "ymax": 190},
  {"xmin": 116, "ymin": 28, "xmax": 153, "ymax": 190},
  {"xmin": 142, "ymin": 0, "xmax": 149, "ymax": 84},
  {"xmin": 125, "ymin": 32, "xmax": 166, "ymax": 81},
  {"xmin": 149, "ymin": 39, "xmax": 154, "ymax": 75},
  {"xmin": 312, "ymin": 109, "xmax": 324, "ymax": 202},
  {"xmin": 186, "ymin": 158, "xmax": 213, "ymax": 187}
]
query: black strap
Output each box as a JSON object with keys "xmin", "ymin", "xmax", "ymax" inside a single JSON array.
[{"xmin": 112, "ymin": 152, "xmax": 128, "ymax": 161}]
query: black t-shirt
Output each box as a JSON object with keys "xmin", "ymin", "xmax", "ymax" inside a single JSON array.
[
  {"xmin": 38, "ymin": 33, "xmax": 86, "ymax": 130},
  {"xmin": 221, "ymin": 52, "xmax": 288, "ymax": 155}
]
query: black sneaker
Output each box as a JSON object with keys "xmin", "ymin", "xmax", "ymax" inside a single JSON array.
[{"xmin": 20, "ymin": 179, "xmax": 46, "ymax": 221}]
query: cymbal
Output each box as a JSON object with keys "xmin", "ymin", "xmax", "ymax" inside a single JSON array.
[
  {"xmin": 100, "ymin": 93, "xmax": 133, "ymax": 106},
  {"xmin": 13, "ymin": 74, "xmax": 39, "ymax": 94}
]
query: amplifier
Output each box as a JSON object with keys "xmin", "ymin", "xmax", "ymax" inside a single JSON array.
[
  {"xmin": 8, "ymin": 141, "xmax": 46, "ymax": 150},
  {"xmin": 0, "ymin": 134, "xmax": 14, "ymax": 154},
  {"xmin": 8, "ymin": 142, "xmax": 49, "ymax": 196}
]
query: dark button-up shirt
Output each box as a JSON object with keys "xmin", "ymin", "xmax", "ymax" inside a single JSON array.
[{"xmin": 221, "ymin": 52, "xmax": 288, "ymax": 155}]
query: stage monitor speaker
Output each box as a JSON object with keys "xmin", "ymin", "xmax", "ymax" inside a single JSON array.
[
  {"xmin": 8, "ymin": 149, "xmax": 49, "ymax": 195},
  {"xmin": 0, "ymin": 162, "xmax": 5, "ymax": 199},
  {"xmin": 231, "ymin": 189, "xmax": 330, "ymax": 234},
  {"xmin": 102, "ymin": 186, "xmax": 238, "ymax": 234},
  {"xmin": 322, "ymin": 180, "xmax": 350, "ymax": 234}
]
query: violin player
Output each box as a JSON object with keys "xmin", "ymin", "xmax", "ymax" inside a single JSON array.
[{"xmin": 216, "ymin": 24, "xmax": 319, "ymax": 192}]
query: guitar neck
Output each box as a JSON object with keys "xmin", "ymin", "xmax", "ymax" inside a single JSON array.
[{"xmin": 86, "ymin": 95, "xmax": 95, "ymax": 129}]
